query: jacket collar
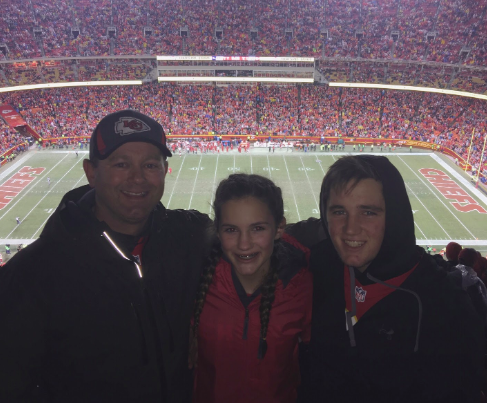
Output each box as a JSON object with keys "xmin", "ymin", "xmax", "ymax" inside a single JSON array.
[{"xmin": 40, "ymin": 185, "xmax": 167, "ymax": 243}]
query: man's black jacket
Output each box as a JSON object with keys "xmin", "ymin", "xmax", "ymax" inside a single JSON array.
[{"xmin": 0, "ymin": 185, "xmax": 213, "ymax": 402}]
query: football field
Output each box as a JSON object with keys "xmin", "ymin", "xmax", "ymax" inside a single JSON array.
[{"xmin": 1, "ymin": 148, "xmax": 487, "ymax": 260}]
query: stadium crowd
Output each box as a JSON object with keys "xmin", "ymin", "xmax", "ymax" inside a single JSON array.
[
  {"xmin": 2, "ymin": 60, "xmax": 486, "ymax": 96},
  {"xmin": 438, "ymin": 243, "xmax": 487, "ymax": 315},
  {"xmin": 1, "ymin": 83, "xmax": 486, "ymax": 172},
  {"xmin": 0, "ymin": 0, "xmax": 486, "ymax": 64},
  {"xmin": 0, "ymin": 119, "xmax": 27, "ymax": 160}
]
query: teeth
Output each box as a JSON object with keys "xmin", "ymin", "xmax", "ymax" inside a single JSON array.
[
  {"xmin": 238, "ymin": 253, "xmax": 257, "ymax": 259},
  {"xmin": 345, "ymin": 240, "xmax": 365, "ymax": 247},
  {"xmin": 122, "ymin": 191, "xmax": 146, "ymax": 196}
]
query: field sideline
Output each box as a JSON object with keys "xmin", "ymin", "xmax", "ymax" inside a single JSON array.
[{"xmin": 0, "ymin": 148, "xmax": 486, "ymax": 259}]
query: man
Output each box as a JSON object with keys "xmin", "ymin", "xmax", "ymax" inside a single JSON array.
[
  {"xmin": 296, "ymin": 155, "xmax": 484, "ymax": 402},
  {"xmin": 0, "ymin": 110, "xmax": 212, "ymax": 402}
]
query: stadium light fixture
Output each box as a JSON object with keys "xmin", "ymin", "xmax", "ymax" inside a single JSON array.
[
  {"xmin": 158, "ymin": 77, "xmax": 314, "ymax": 83},
  {"xmin": 0, "ymin": 81, "xmax": 143, "ymax": 93},
  {"xmin": 328, "ymin": 82, "xmax": 487, "ymax": 101}
]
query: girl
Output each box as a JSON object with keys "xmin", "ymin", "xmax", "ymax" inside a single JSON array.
[{"xmin": 190, "ymin": 173, "xmax": 312, "ymax": 403}]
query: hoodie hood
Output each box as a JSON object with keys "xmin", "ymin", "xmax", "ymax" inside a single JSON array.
[
  {"xmin": 40, "ymin": 185, "xmax": 102, "ymax": 242},
  {"xmin": 320, "ymin": 155, "xmax": 418, "ymax": 281}
]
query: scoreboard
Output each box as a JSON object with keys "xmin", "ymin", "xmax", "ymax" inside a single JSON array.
[{"xmin": 156, "ymin": 55, "xmax": 315, "ymax": 83}]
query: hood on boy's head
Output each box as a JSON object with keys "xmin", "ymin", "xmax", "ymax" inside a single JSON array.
[{"xmin": 319, "ymin": 155, "xmax": 417, "ymax": 278}]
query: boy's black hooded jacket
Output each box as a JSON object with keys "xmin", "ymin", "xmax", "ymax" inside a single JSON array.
[
  {"xmin": 302, "ymin": 156, "xmax": 485, "ymax": 402},
  {"xmin": 0, "ymin": 185, "xmax": 213, "ymax": 403}
]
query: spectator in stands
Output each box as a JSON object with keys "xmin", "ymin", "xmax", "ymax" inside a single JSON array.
[
  {"xmin": 189, "ymin": 173, "xmax": 312, "ymax": 403},
  {"xmin": 445, "ymin": 241, "xmax": 463, "ymax": 271},
  {"xmin": 2, "ymin": 0, "xmax": 487, "ymax": 72},
  {"xmin": 474, "ymin": 255, "xmax": 487, "ymax": 286},
  {"xmin": 448, "ymin": 248, "xmax": 487, "ymax": 324},
  {"xmin": 0, "ymin": 110, "xmax": 213, "ymax": 402},
  {"xmin": 0, "ymin": 84, "xmax": 486, "ymax": 182},
  {"xmin": 292, "ymin": 155, "xmax": 484, "ymax": 402}
]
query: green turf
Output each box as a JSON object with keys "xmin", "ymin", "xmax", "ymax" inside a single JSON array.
[{"xmin": 1, "ymin": 148, "xmax": 486, "ymax": 261}]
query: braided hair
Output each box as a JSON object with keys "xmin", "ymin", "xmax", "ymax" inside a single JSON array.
[{"xmin": 191, "ymin": 173, "xmax": 285, "ymax": 360}]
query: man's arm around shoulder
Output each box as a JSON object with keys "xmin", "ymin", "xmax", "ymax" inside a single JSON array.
[{"xmin": 286, "ymin": 217, "xmax": 326, "ymax": 249}]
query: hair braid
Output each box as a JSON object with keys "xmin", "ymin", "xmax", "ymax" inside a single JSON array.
[
  {"xmin": 192, "ymin": 240, "xmax": 222, "ymax": 336},
  {"xmin": 258, "ymin": 241, "xmax": 281, "ymax": 359},
  {"xmin": 189, "ymin": 240, "xmax": 222, "ymax": 370}
]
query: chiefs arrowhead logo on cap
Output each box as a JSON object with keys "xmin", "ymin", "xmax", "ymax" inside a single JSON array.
[{"xmin": 114, "ymin": 117, "xmax": 151, "ymax": 136}]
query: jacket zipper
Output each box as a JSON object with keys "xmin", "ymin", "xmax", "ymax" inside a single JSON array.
[
  {"xmin": 102, "ymin": 232, "xmax": 150, "ymax": 363},
  {"xmin": 131, "ymin": 302, "xmax": 149, "ymax": 364},
  {"xmin": 242, "ymin": 308, "xmax": 249, "ymax": 340},
  {"xmin": 102, "ymin": 231, "xmax": 143, "ymax": 278}
]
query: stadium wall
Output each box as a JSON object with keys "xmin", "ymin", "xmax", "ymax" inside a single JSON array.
[
  {"xmin": 0, "ymin": 142, "xmax": 29, "ymax": 166},
  {"xmin": 40, "ymin": 134, "xmax": 475, "ymax": 171}
]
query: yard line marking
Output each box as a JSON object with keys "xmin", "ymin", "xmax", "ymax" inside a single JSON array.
[
  {"xmin": 0, "ymin": 153, "xmax": 70, "ymax": 222},
  {"xmin": 403, "ymin": 180, "xmax": 451, "ymax": 238},
  {"xmin": 31, "ymin": 171, "xmax": 86, "ymax": 238},
  {"xmin": 250, "ymin": 153, "xmax": 253, "ymax": 174},
  {"xmin": 188, "ymin": 155, "xmax": 203, "ymax": 209},
  {"xmin": 299, "ymin": 156, "xmax": 319, "ymax": 210},
  {"xmin": 6, "ymin": 157, "xmax": 82, "ymax": 239},
  {"xmin": 266, "ymin": 155, "xmax": 272, "ymax": 179},
  {"xmin": 166, "ymin": 154, "xmax": 186, "ymax": 208},
  {"xmin": 414, "ymin": 222, "xmax": 427, "ymax": 239},
  {"xmin": 398, "ymin": 156, "xmax": 477, "ymax": 239},
  {"xmin": 282, "ymin": 155, "xmax": 301, "ymax": 221},
  {"xmin": 209, "ymin": 154, "xmax": 220, "ymax": 215},
  {"xmin": 316, "ymin": 158, "xmax": 326, "ymax": 176}
]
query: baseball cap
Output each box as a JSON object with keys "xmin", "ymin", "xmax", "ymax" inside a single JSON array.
[{"xmin": 89, "ymin": 110, "xmax": 172, "ymax": 160}]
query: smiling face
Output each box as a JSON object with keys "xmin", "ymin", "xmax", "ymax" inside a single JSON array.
[
  {"xmin": 326, "ymin": 178, "xmax": 386, "ymax": 272},
  {"xmin": 218, "ymin": 196, "xmax": 285, "ymax": 293},
  {"xmin": 83, "ymin": 142, "xmax": 168, "ymax": 235}
]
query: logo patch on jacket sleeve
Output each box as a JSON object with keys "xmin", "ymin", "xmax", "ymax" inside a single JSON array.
[
  {"xmin": 355, "ymin": 286, "xmax": 367, "ymax": 302},
  {"xmin": 115, "ymin": 118, "xmax": 151, "ymax": 136}
]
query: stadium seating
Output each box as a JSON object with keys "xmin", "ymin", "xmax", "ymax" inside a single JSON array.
[
  {"xmin": 1, "ymin": 84, "xmax": 485, "ymax": 173},
  {"xmin": 1, "ymin": 0, "xmax": 487, "ymax": 94},
  {"xmin": 0, "ymin": 0, "xmax": 485, "ymax": 64},
  {"xmin": 0, "ymin": 0, "xmax": 486, "ymax": 177},
  {"xmin": 0, "ymin": 119, "xmax": 25, "ymax": 155}
]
